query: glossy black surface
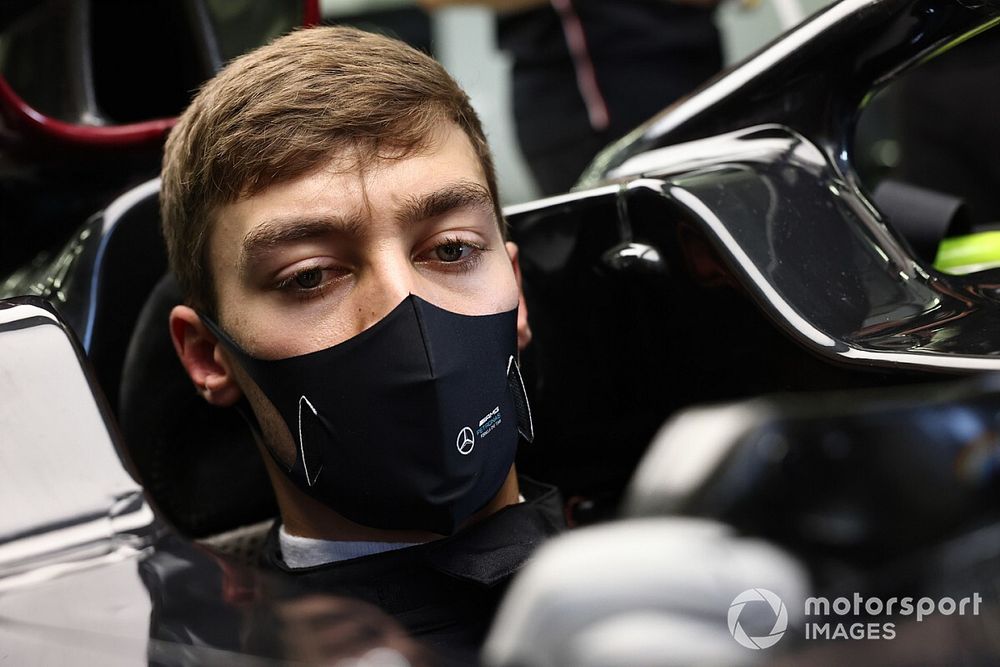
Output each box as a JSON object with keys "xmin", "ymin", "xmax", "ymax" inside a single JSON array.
[
  {"xmin": 0, "ymin": 528, "xmax": 441, "ymax": 665},
  {"xmin": 0, "ymin": 296, "xmax": 133, "ymax": 475},
  {"xmin": 141, "ymin": 537, "xmax": 441, "ymax": 666},
  {"xmin": 645, "ymin": 127, "xmax": 1000, "ymax": 363},
  {"xmin": 506, "ymin": 3, "xmax": 1000, "ymax": 500},
  {"xmin": 509, "ymin": 124, "xmax": 1000, "ymax": 500},
  {"xmin": 619, "ymin": 373, "xmax": 1000, "ymax": 656}
]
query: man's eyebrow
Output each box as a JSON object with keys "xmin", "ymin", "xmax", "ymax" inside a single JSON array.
[
  {"xmin": 238, "ymin": 214, "xmax": 366, "ymax": 272},
  {"xmin": 395, "ymin": 181, "xmax": 496, "ymax": 226}
]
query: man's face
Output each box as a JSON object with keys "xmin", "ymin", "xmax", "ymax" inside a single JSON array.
[{"xmin": 198, "ymin": 121, "xmax": 526, "ymax": 460}]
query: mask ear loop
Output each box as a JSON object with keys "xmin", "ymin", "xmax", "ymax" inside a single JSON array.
[
  {"xmin": 200, "ymin": 313, "xmax": 327, "ymax": 486},
  {"xmin": 205, "ymin": 312, "xmax": 299, "ymax": 477},
  {"xmin": 507, "ymin": 355, "xmax": 535, "ymax": 443}
]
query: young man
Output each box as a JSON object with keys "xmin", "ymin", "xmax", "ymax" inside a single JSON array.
[{"xmin": 161, "ymin": 25, "xmax": 563, "ymax": 654}]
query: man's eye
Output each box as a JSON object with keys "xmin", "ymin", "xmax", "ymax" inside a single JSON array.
[
  {"xmin": 293, "ymin": 267, "xmax": 324, "ymax": 289},
  {"xmin": 419, "ymin": 238, "xmax": 490, "ymax": 272},
  {"xmin": 275, "ymin": 265, "xmax": 344, "ymax": 299},
  {"xmin": 435, "ymin": 242, "xmax": 474, "ymax": 262}
]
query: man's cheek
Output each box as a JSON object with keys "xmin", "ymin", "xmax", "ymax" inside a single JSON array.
[{"xmin": 242, "ymin": 377, "xmax": 298, "ymax": 467}]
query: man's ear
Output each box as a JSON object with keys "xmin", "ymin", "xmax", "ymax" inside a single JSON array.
[
  {"xmin": 506, "ymin": 241, "xmax": 532, "ymax": 351},
  {"xmin": 169, "ymin": 305, "xmax": 243, "ymax": 407}
]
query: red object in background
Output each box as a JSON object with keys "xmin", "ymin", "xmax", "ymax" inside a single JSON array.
[
  {"xmin": 0, "ymin": 76, "xmax": 174, "ymax": 150},
  {"xmin": 0, "ymin": 0, "xmax": 319, "ymax": 152},
  {"xmin": 303, "ymin": 0, "xmax": 321, "ymax": 26}
]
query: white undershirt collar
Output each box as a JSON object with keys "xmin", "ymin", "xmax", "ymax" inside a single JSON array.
[{"xmin": 279, "ymin": 494, "xmax": 526, "ymax": 568}]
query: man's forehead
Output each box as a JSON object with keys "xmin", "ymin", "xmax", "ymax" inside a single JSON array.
[
  {"xmin": 205, "ymin": 122, "xmax": 496, "ymax": 277},
  {"xmin": 280, "ymin": 119, "xmax": 483, "ymax": 193},
  {"xmin": 217, "ymin": 122, "xmax": 486, "ymax": 226}
]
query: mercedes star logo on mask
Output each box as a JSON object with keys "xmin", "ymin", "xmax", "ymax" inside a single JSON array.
[{"xmin": 457, "ymin": 427, "xmax": 476, "ymax": 455}]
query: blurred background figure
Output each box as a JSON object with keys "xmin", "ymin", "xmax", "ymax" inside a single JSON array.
[{"xmin": 419, "ymin": 0, "xmax": 723, "ymax": 195}]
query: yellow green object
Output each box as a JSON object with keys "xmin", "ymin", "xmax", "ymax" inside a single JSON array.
[{"xmin": 935, "ymin": 231, "xmax": 1000, "ymax": 275}]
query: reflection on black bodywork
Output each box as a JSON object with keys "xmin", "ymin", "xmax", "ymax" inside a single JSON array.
[
  {"xmin": 141, "ymin": 537, "xmax": 442, "ymax": 666},
  {"xmin": 658, "ymin": 127, "xmax": 1000, "ymax": 359},
  {"xmin": 628, "ymin": 373, "xmax": 1000, "ymax": 584}
]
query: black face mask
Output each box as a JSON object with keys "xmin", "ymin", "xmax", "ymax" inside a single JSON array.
[{"xmin": 201, "ymin": 295, "xmax": 533, "ymax": 535}]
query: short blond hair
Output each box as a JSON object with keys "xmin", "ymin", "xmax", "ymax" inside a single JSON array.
[{"xmin": 161, "ymin": 26, "xmax": 500, "ymax": 315}]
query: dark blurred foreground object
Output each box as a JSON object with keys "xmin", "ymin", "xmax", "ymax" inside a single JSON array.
[
  {"xmin": 626, "ymin": 373, "xmax": 1000, "ymax": 570},
  {"xmin": 485, "ymin": 374, "xmax": 1000, "ymax": 666},
  {"xmin": 484, "ymin": 518, "xmax": 809, "ymax": 667},
  {"xmin": 497, "ymin": 0, "xmax": 722, "ymax": 195}
]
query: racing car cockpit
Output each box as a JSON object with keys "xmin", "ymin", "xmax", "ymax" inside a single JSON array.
[{"xmin": 6, "ymin": 0, "xmax": 1000, "ymax": 663}]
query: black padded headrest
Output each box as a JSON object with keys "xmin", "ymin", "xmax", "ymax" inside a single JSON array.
[
  {"xmin": 118, "ymin": 273, "xmax": 277, "ymax": 538},
  {"xmin": 873, "ymin": 179, "xmax": 972, "ymax": 263}
]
